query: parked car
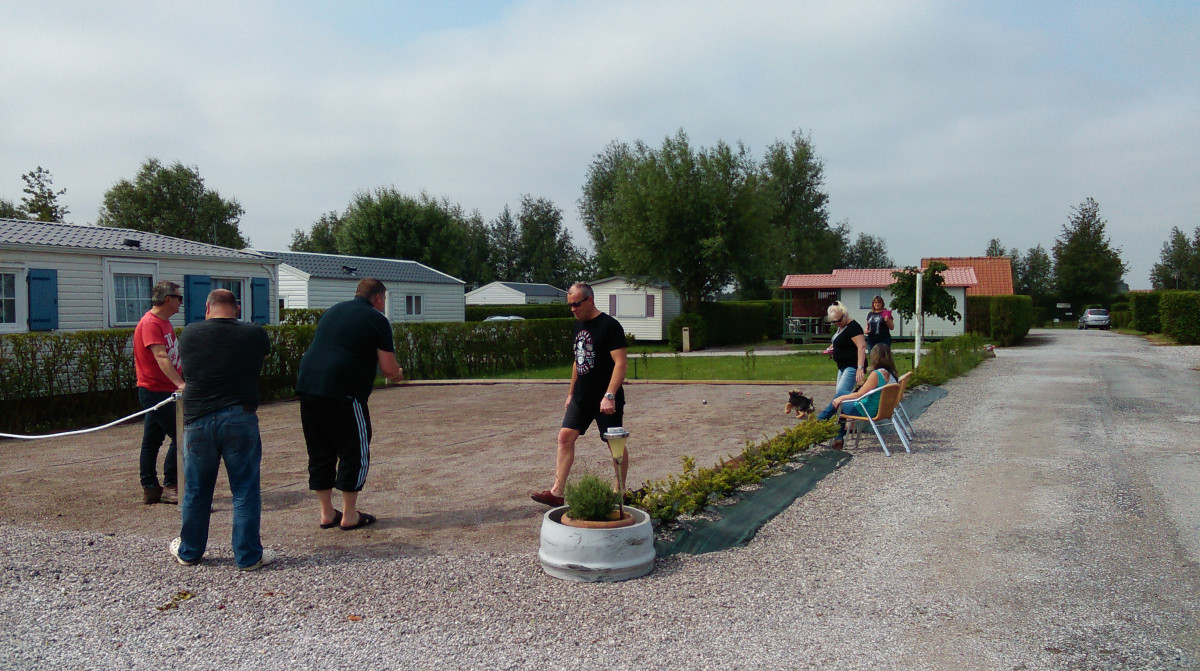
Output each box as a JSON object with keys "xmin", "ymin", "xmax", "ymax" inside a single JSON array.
[
  {"xmin": 1077, "ymin": 308, "xmax": 1111, "ymax": 330},
  {"xmin": 482, "ymin": 315, "xmax": 526, "ymax": 322}
]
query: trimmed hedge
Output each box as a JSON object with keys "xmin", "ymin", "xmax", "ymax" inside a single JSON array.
[
  {"xmin": 465, "ymin": 304, "xmax": 572, "ymax": 321},
  {"xmin": 1110, "ymin": 310, "xmax": 1132, "ymax": 330},
  {"xmin": 696, "ymin": 300, "xmax": 790, "ymax": 346},
  {"xmin": 1131, "ymin": 292, "xmax": 1162, "ymax": 334},
  {"xmin": 1160, "ymin": 291, "xmax": 1200, "ymax": 345},
  {"xmin": 668, "ymin": 313, "xmax": 708, "ymax": 351},
  {"xmin": 280, "ymin": 308, "xmax": 326, "ymax": 325},
  {"xmin": 1, "ymin": 319, "xmax": 574, "ymax": 434},
  {"xmin": 964, "ymin": 295, "xmax": 1033, "ymax": 346}
]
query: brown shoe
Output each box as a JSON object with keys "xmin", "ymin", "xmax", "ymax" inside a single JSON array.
[
  {"xmin": 830, "ymin": 439, "xmax": 845, "ymax": 451},
  {"xmin": 143, "ymin": 486, "xmax": 163, "ymax": 504},
  {"xmin": 160, "ymin": 486, "xmax": 178, "ymax": 505},
  {"xmin": 530, "ymin": 490, "xmax": 564, "ymax": 507}
]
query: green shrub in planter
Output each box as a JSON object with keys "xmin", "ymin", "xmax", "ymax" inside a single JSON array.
[{"xmin": 564, "ymin": 473, "xmax": 619, "ymax": 521}]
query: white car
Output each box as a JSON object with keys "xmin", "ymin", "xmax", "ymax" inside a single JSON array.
[
  {"xmin": 1077, "ymin": 308, "xmax": 1111, "ymax": 330},
  {"xmin": 482, "ymin": 315, "xmax": 525, "ymax": 322}
]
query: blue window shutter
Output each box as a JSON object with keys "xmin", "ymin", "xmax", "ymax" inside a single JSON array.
[
  {"xmin": 184, "ymin": 275, "xmax": 211, "ymax": 324},
  {"xmin": 251, "ymin": 277, "xmax": 270, "ymax": 324},
  {"xmin": 27, "ymin": 269, "xmax": 59, "ymax": 331}
]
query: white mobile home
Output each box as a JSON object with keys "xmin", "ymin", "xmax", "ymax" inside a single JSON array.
[
  {"xmin": 589, "ymin": 276, "xmax": 681, "ymax": 342},
  {"xmin": 0, "ymin": 218, "xmax": 278, "ymax": 333},
  {"xmin": 465, "ymin": 281, "xmax": 567, "ymax": 305},
  {"xmin": 261, "ymin": 250, "xmax": 465, "ymax": 323}
]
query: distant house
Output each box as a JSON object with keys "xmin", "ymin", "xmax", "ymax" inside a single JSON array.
[
  {"xmin": 589, "ymin": 276, "xmax": 682, "ymax": 341},
  {"xmin": 0, "ymin": 218, "xmax": 278, "ymax": 333},
  {"xmin": 465, "ymin": 281, "xmax": 567, "ymax": 305},
  {"xmin": 921, "ymin": 257, "xmax": 1014, "ymax": 295},
  {"xmin": 780, "ymin": 267, "xmax": 978, "ymax": 339},
  {"xmin": 259, "ymin": 250, "xmax": 465, "ymax": 323}
]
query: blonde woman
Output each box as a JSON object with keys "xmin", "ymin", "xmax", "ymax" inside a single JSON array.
[{"xmin": 816, "ymin": 301, "xmax": 867, "ymax": 449}]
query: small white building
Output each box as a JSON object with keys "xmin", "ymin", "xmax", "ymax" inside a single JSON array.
[
  {"xmin": 465, "ymin": 281, "xmax": 567, "ymax": 305},
  {"xmin": 0, "ymin": 218, "xmax": 278, "ymax": 333},
  {"xmin": 780, "ymin": 267, "xmax": 978, "ymax": 339},
  {"xmin": 589, "ymin": 276, "xmax": 682, "ymax": 342},
  {"xmin": 260, "ymin": 250, "xmax": 465, "ymax": 323}
]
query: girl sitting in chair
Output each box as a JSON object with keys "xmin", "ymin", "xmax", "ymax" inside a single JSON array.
[{"xmin": 830, "ymin": 343, "xmax": 900, "ymax": 449}]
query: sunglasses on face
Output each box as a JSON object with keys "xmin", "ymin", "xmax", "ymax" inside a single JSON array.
[
  {"xmin": 168, "ymin": 294, "xmax": 184, "ymax": 302},
  {"xmin": 568, "ymin": 298, "xmax": 588, "ymax": 308}
]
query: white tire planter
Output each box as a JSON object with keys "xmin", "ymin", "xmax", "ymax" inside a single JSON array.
[{"xmin": 538, "ymin": 505, "xmax": 656, "ymax": 582}]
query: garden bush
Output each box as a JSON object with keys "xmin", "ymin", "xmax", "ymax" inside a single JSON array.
[
  {"xmin": 1130, "ymin": 291, "xmax": 1162, "ymax": 334},
  {"xmin": 911, "ymin": 332, "xmax": 989, "ymax": 386},
  {"xmin": 668, "ymin": 313, "xmax": 708, "ymax": 351},
  {"xmin": 696, "ymin": 300, "xmax": 789, "ymax": 346},
  {"xmin": 1160, "ymin": 291, "xmax": 1200, "ymax": 345},
  {"xmin": 465, "ymin": 304, "xmax": 572, "ymax": 321},
  {"xmin": 965, "ymin": 295, "xmax": 1032, "ymax": 346}
]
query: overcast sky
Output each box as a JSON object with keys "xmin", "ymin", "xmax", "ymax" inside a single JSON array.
[{"xmin": 3, "ymin": 0, "xmax": 1197, "ymax": 289}]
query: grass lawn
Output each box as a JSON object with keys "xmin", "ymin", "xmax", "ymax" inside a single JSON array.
[{"xmin": 484, "ymin": 352, "xmax": 915, "ymax": 382}]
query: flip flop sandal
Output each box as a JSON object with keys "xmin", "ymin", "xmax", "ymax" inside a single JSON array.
[
  {"xmin": 340, "ymin": 512, "xmax": 376, "ymax": 531},
  {"xmin": 319, "ymin": 510, "xmax": 343, "ymax": 529}
]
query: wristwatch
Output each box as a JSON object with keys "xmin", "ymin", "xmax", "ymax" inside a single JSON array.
[{"xmin": 604, "ymin": 392, "xmax": 616, "ymax": 401}]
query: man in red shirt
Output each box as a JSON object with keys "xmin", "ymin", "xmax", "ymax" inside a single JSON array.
[{"xmin": 134, "ymin": 280, "xmax": 186, "ymax": 504}]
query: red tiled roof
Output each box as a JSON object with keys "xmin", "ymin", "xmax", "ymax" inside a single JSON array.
[
  {"xmin": 781, "ymin": 267, "xmax": 978, "ymax": 290},
  {"xmin": 922, "ymin": 257, "xmax": 1013, "ymax": 295}
]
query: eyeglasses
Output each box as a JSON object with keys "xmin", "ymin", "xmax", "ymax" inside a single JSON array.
[{"xmin": 568, "ymin": 298, "xmax": 589, "ymax": 308}]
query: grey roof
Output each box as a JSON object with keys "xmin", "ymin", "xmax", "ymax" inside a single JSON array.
[
  {"xmin": 590, "ymin": 275, "xmax": 672, "ymax": 290},
  {"xmin": 498, "ymin": 282, "xmax": 567, "ymax": 297},
  {"xmin": 258, "ymin": 250, "xmax": 463, "ymax": 285},
  {"xmin": 0, "ymin": 218, "xmax": 273, "ymax": 261}
]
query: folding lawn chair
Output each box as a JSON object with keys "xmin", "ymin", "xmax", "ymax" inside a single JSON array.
[
  {"xmin": 894, "ymin": 372, "xmax": 917, "ymax": 443},
  {"xmin": 838, "ymin": 382, "xmax": 911, "ymax": 456}
]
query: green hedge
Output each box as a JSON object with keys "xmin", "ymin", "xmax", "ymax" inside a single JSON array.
[
  {"xmin": 1110, "ymin": 310, "xmax": 1132, "ymax": 330},
  {"xmin": 911, "ymin": 332, "xmax": 989, "ymax": 386},
  {"xmin": 1032, "ymin": 306, "xmax": 1048, "ymax": 327},
  {"xmin": 668, "ymin": 313, "xmax": 708, "ymax": 351},
  {"xmin": 0, "ymin": 319, "xmax": 574, "ymax": 434},
  {"xmin": 465, "ymin": 304, "xmax": 572, "ymax": 321},
  {"xmin": 1131, "ymin": 292, "xmax": 1162, "ymax": 334},
  {"xmin": 696, "ymin": 300, "xmax": 790, "ymax": 346},
  {"xmin": 964, "ymin": 295, "xmax": 1033, "ymax": 346},
  {"xmin": 1160, "ymin": 291, "xmax": 1200, "ymax": 345},
  {"xmin": 280, "ymin": 308, "xmax": 326, "ymax": 325}
]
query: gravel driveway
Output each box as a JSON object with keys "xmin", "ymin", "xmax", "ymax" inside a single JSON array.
[{"xmin": 2, "ymin": 329, "xmax": 1198, "ymax": 670}]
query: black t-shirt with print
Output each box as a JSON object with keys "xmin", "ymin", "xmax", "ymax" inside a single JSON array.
[
  {"xmin": 831, "ymin": 319, "xmax": 865, "ymax": 370},
  {"xmin": 571, "ymin": 312, "xmax": 627, "ymax": 408}
]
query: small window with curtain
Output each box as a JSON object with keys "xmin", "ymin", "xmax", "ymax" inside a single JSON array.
[
  {"xmin": 212, "ymin": 278, "xmax": 245, "ymax": 317},
  {"xmin": 616, "ymin": 293, "xmax": 647, "ymax": 318},
  {"xmin": 405, "ymin": 294, "xmax": 423, "ymax": 316},
  {"xmin": 113, "ymin": 274, "xmax": 153, "ymax": 324},
  {"xmin": 0, "ymin": 271, "xmax": 16, "ymax": 327}
]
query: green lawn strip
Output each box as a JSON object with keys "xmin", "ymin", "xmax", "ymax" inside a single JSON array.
[{"xmin": 480, "ymin": 353, "xmax": 915, "ymax": 382}]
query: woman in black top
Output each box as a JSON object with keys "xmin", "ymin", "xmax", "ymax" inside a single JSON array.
[
  {"xmin": 865, "ymin": 295, "xmax": 894, "ymax": 354},
  {"xmin": 816, "ymin": 301, "xmax": 867, "ymax": 449}
]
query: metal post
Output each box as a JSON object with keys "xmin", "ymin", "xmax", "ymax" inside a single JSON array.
[
  {"xmin": 174, "ymin": 391, "xmax": 185, "ymax": 507},
  {"xmin": 914, "ymin": 272, "xmax": 924, "ymax": 369}
]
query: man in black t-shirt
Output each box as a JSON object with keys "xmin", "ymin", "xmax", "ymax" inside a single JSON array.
[
  {"xmin": 171, "ymin": 289, "xmax": 274, "ymax": 570},
  {"xmin": 296, "ymin": 278, "xmax": 403, "ymax": 531},
  {"xmin": 531, "ymin": 282, "xmax": 628, "ymax": 507}
]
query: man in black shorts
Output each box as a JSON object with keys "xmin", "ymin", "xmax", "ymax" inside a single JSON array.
[
  {"xmin": 296, "ymin": 278, "xmax": 403, "ymax": 531},
  {"xmin": 531, "ymin": 282, "xmax": 628, "ymax": 507}
]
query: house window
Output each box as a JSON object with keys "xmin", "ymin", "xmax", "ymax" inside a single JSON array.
[
  {"xmin": 212, "ymin": 278, "xmax": 245, "ymax": 317},
  {"xmin": 859, "ymin": 290, "xmax": 886, "ymax": 310},
  {"xmin": 405, "ymin": 294, "xmax": 423, "ymax": 316},
  {"xmin": 615, "ymin": 293, "xmax": 647, "ymax": 318},
  {"xmin": 0, "ymin": 272, "xmax": 15, "ymax": 324},
  {"xmin": 113, "ymin": 274, "xmax": 153, "ymax": 324}
]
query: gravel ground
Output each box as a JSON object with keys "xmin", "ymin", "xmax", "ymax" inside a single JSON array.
[{"xmin": 2, "ymin": 329, "xmax": 1198, "ymax": 670}]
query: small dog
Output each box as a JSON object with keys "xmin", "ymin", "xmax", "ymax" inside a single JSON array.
[{"xmin": 785, "ymin": 389, "xmax": 814, "ymax": 418}]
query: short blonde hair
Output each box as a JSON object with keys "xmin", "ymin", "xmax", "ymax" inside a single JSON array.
[{"xmin": 826, "ymin": 301, "xmax": 847, "ymax": 322}]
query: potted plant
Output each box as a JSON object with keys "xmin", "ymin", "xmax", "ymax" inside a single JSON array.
[
  {"xmin": 561, "ymin": 473, "xmax": 633, "ymax": 528},
  {"xmin": 538, "ymin": 427, "xmax": 655, "ymax": 582}
]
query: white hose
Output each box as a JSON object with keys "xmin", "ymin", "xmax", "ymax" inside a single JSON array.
[{"xmin": 0, "ymin": 392, "xmax": 180, "ymax": 440}]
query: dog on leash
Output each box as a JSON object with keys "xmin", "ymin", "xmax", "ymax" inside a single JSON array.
[{"xmin": 785, "ymin": 389, "xmax": 814, "ymax": 418}]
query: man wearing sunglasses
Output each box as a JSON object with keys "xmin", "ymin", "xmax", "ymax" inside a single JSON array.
[
  {"xmin": 133, "ymin": 280, "xmax": 186, "ymax": 505},
  {"xmin": 531, "ymin": 282, "xmax": 628, "ymax": 507}
]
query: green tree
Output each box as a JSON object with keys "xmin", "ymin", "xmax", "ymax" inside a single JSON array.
[
  {"xmin": 20, "ymin": 166, "xmax": 69, "ymax": 222},
  {"xmin": 579, "ymin": 130, "xmax": 770, "ymax": 312},
  {"xmin": 985, "ymin": 238, "xmax": 1022, "ymax": 295},
  {"xmin": 488, "ymin": 206, "xmax": 522, "ymax": 281},
  {"xmin": 1052, "ymin": 197, "xmax": 1127, "ymax": 308},
  {"xmin": 0, "ymin": 198, "xmax": 28, "ymax": 219},
  {"xmin": 1017, "ymin": 244, "xmax": 1054, "ymax": 303},
  {"xmin": 984, "ymin": 238, "xmax": 1008, "ymax": 258},
  {"xmin": 517, "ymin": 195, "xmax": 580, "ymax": 287},
  {"xmin": 842, "ymin": 232, "xmax": 894, "ymax": 268},
  {"xmin": 290, "ymin": 211, "xmax": 343, "ymax": 253},
  {"xmin": 336, "ymin": 188, "xmax": 488, "ymax": 283},
  {"xmin": 747, "ymin": 130, "xmax": 843, "ymax": 296},
  {"xmin": 98, "ymin": 159, "xmax": 248, "ymax": 247},
  {"xmin": 459, "ymin": 208, "xmax": 495, "ymax": 290},
  {"xmin": 1150, "ymin": 226, "xmax": 1200, "ymax": 290},
  {"xmin": 888, "ymin": 261, "xmax": 961, "ymax": 325}
]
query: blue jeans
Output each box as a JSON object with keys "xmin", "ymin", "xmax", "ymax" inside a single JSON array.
[
  {"xmin": 176, "ymin": 405, "xmax": 263, "ymax": 568},
  {"xmin": 817, "ymin": 366, "xmax": 858, "ymax": 438},
  {"xmin": 138, "ymin": 388, "xmax": 177, "ymax": 489}
]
